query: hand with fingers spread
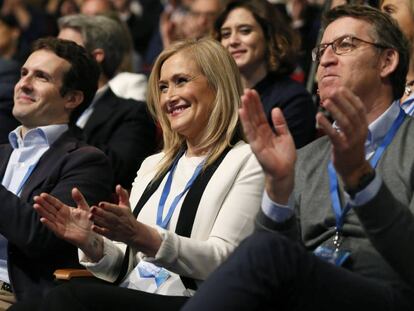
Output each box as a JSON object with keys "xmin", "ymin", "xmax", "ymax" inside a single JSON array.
[
  {"xmin": 316, "ymin": 87, "xmax": 373, "ymax": 188},
  {"xmin": 33, "ymin": 188, "xmax": 104, "ymax": 262},
  {"xmin": 90, "ymin": 185, "xmax": 162, "ymax": 257},
  {"xmin": 239, "ymin": 89, "xmax": 296, "ymax": 204}
]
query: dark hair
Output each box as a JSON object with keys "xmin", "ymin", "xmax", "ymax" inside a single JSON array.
[
  {"xmin": 213, "ymin": 0, "xmax": 300, "ymax": 76},
  {"xmin": 323, "ymin": 5, "xmax": 410, "ymax": 100},
  {"xmin": 32, "ymin": 37, "xmax": 100, "ymax": 124}
]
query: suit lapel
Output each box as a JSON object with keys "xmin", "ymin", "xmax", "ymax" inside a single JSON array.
[
  {"xmin": 19, "ymin": 131, "xmax": 77, "ymax": 202},
  {"xmin": 0, "ymin": 145, "xmax": 13, "ymax": 177},
  {"xmin": 83, "ymin": 88, "xmax": 116, "ymax": 136}
]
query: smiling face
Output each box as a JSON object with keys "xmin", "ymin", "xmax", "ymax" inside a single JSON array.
[
  {"xmin": 316, "ymin": 17, "xmax": 384, "ymax": 104},
  {"xmin": 13, "ymin": 49, "xmax": 73, "ymax": 132},
  {"xmin": 220, "ymin": 7, "xmax": 267, "ymax": 76},
  {"xmin": 158, "ymin": 50, "xmax": 216, "ymax": 145}
]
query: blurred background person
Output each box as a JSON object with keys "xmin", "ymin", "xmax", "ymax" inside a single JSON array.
[
  {"xmin": 145, "ymin": 0, "xmax": 223, "ymax": 73},
  {"xmin": 1, "ymin": 0, "xmax": 58, "ymax": 61},
  {"xmin": 285, "ymin": 0, "xmax": 321, "ymax": 82},
  {"xmin": 381, "ymin": 0, "xmax": 414, "ymax": 113},
  {"xmin": 0, "ymin": 15, "xmax": 21, "ymax": 144},
  {"xmin": 45, "ymin": 0, "xmax": 79, "ymax": 19},
  {"xmin": 58, "ymin": 14, "xmax": 157, "ymax": 189},
  {"xmin": 214, "ymin": 0, "xmax": 316, "ymax": 148}
]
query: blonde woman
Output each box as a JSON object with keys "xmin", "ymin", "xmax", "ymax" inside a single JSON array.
[{"xmin": 22, "ymin": 38, "xmax": 264, "ymax": 311}]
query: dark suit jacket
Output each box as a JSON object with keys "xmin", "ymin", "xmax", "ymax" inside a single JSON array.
[
  {"xmin": 0, "ymin": 128, "xmax": 113, "ymax": 301},
  {"xmin": 254, "ymin": 73, "xmax": 316, "ymax": 148},
  {"xmin": 0, "ymin": 58, "xmax": 20, "ymax": 144},
  {"xmin": 82, "ymin": 88, "xmax": 156, "ymax": 189}
]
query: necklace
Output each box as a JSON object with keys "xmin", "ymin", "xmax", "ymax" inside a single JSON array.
[{"xmin": 405, "ymin": 79, "xmax": 414, "ymax": 96}]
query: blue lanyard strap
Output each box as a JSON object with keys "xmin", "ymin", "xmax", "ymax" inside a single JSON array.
[
  {"xmin": 157, "ymin": 154, "xmax": 205, "ymax": 229},
  {"xmin": 15, "ymin": 164, "xmax": 36, "ymax": 197},
  {"xmin": 328, "ymin": 108, "xmax": 406, "ymax": 232}
]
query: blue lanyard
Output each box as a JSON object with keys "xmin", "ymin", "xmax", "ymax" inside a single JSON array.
[
  {"xmin": 15, "ymin": 164, "xmax": 36, "ymax": 197},
  {"xmin": 328, "ymin": 108, "xmax": 406, "ymax": 232},
  {"xmin": 156, "ymin": 154, "xmax": 204, "ymax": 229}
]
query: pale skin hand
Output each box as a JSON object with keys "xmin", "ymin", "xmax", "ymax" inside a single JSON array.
[
  {"xmin": 33, "ymin": 188, "xmax": 104, "ymax": 262},
  {"xmin": 239, "ymin": 89, "xmax": 297, "ymax": 204},
  {"xmin": 316, "ymin": 86, "xmax": 374, "ymax": 188},
  {"xmin": 91, "ymin": 185, "xmax": 162, "ymax": 257}
]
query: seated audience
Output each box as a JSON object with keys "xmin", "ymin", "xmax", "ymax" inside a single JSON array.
[
  {"xmin": 0, "ymin": 37, "xmax": 112, "ymax": 308},
  {"xmin": 182, "ymin": 5, "xmax": 414, "ymax": 311},
  {"xmin": 381, "ymin": 0, "xmax": 414, "ymax": 114},
  {"xmin": 11, "ymin": 38, "xmax": 264, "ymax": 311},
  {"xmin": 145, "ymin": 0, "xmax": 223, "ymax": 72},
  {"xmin": 214, "ymin": 0, "xmax": 316, "ymax": 148},
  {"xmin": 58, "ymin": 14, "xmax": 157, "ymax": 189},
  {"xmin": 0, "ymin": 15, "xmax": 23, "ymax": 143}
]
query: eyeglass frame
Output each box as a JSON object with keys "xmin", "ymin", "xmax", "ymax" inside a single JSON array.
[{"xmin": 311, "ymin": 35, "xmax": 389, "ymax": 63}]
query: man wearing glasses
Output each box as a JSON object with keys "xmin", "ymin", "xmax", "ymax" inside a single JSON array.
[{"xmin": 182, "ymin": 5, "xmax": 414, "ymax": 311}]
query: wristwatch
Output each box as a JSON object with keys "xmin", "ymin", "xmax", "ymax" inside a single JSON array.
[{"xmin": 344, "ymin": 169, "xmax": 376, "ymax": 198}]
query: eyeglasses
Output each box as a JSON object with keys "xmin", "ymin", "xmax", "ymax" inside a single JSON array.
[{"xmin": 311, "ymin": 35, "xmax": 388, "ymax": 62}]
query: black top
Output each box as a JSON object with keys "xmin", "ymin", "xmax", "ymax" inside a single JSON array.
[{"xmin": 254, "ymin": 73, "xmax": 316, "ymax": 148}]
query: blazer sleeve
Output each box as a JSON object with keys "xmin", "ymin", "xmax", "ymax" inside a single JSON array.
[
  {"xmin": 354, "ymin": 181, "xmax": 414, "ymax": 288},
  {"xmin": 0, "ymin": 145, "xmax": 113, "ymax": 257}
]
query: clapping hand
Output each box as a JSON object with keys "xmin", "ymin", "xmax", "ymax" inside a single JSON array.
[
  {"xmin": 90, "ymin": 185, "xmax": 162, "ymax": 257},
  {"xmin": 239, "ymin": 89, "xmax": 296, "ymax": 204}
]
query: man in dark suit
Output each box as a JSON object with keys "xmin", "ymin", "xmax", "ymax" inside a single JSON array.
[
  {"xmin": 58, "ymin": 14, "xmax": 157, "ymax": 189},
  {"xmin": 183, "ymin": 5, "xmax": 414, "ymax": 311},
  {"xmin": 0, "ymin": 37, "xmax": 113, "ymax": 307}
]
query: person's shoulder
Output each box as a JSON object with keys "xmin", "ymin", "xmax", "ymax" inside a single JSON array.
[
  {"xmin": 228, "ymin": 140, "xmax": 250, "ymax": 155},
  {"xmin": 102, "ymin": 88, "xmax": 149, "ymax": 115},
  {"xmin": 53, "ymin": 129, "xmax": 108, "ymax": 157},
  {"xmin": 263, "ymin": 74, "xmax": 309, "ymax": 93},
  {"xmin": 140, "ymin": 151, "xmax": 165, "ymax": 168},
  {"xmin": 258, "ymin": 74, "xmax": 312, "ymax": 107},
  {"xmin": 226, "ymin": 141, "xmax": 259, "ymax": 165},
  {"xmin": 394, "ymin": 115, "xmax": 414, "ymax": 149}
]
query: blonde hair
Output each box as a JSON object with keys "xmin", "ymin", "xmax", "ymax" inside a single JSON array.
[{"xmin": 147, "ymin": 38, "xmax": 244, "ymax": 179}]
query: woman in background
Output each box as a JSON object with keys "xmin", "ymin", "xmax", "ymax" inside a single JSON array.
[
  {"xmin": 381, "ymin": 0, "xmax": 414, "ymax": 114},
  {"xmin": 214, "ymin": 0, "xmax": 316, "ymax": 148}
]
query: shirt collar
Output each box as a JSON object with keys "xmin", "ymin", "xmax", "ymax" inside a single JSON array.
[
  {"xmin": 366, "ymin": 100, "xmax": 401, "ymax": 148},
  {"xmin": 8, "ymin": 124, "xmax": 68, "ymax": 149}
]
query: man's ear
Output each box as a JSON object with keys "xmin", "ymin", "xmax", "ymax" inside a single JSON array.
[
  {"xmin": 64, "ymin": 90, "xmax": 84, "ymax": 110},
  {"xmin": 91, "ymin": 48, "xmax": 105, "ymax": 64},
  {"xmin": 379, "ymin": 48, "xmax": 399, "ymax": 79}
]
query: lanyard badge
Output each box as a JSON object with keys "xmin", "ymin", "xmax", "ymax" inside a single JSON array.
[
  {"xmin": 156, "ymin": 154, "xmax": 205, "ymax": 229},
  {"xmin": 314, "ymin": 109, "xmax": 405, "ymax": 266}
]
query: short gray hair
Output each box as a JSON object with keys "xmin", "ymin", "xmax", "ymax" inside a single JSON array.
[{"xmin": 58, "ymin": 14, "xmax": 128, "ymax": 79}]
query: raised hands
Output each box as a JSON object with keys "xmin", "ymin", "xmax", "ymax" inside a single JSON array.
[
  {"xmin": 33, "ymin": 188, "xmax": 104, "ymax": 261},
  {"xmin": 239, "ymin": 89, "xmax": 296, "ymax": 204},
  {"xmin": 34, "ymin": 188, "xmax": 93, "ymax": 247},
  {"xmin": 316, "ymin": 87, "xmax": 373, "ymax": 188},
  {"xmin": 35, "ymin": 185, "xmax": 163, "ymax": 258}
]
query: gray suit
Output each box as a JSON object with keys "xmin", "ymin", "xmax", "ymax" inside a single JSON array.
[
  {"xmin": 258, "ymin": 115, "xmax": 414, "ymax": 289},
  {"xmin": 183, "ymin": 115, "xmax": 414, "ymax": 311}
]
